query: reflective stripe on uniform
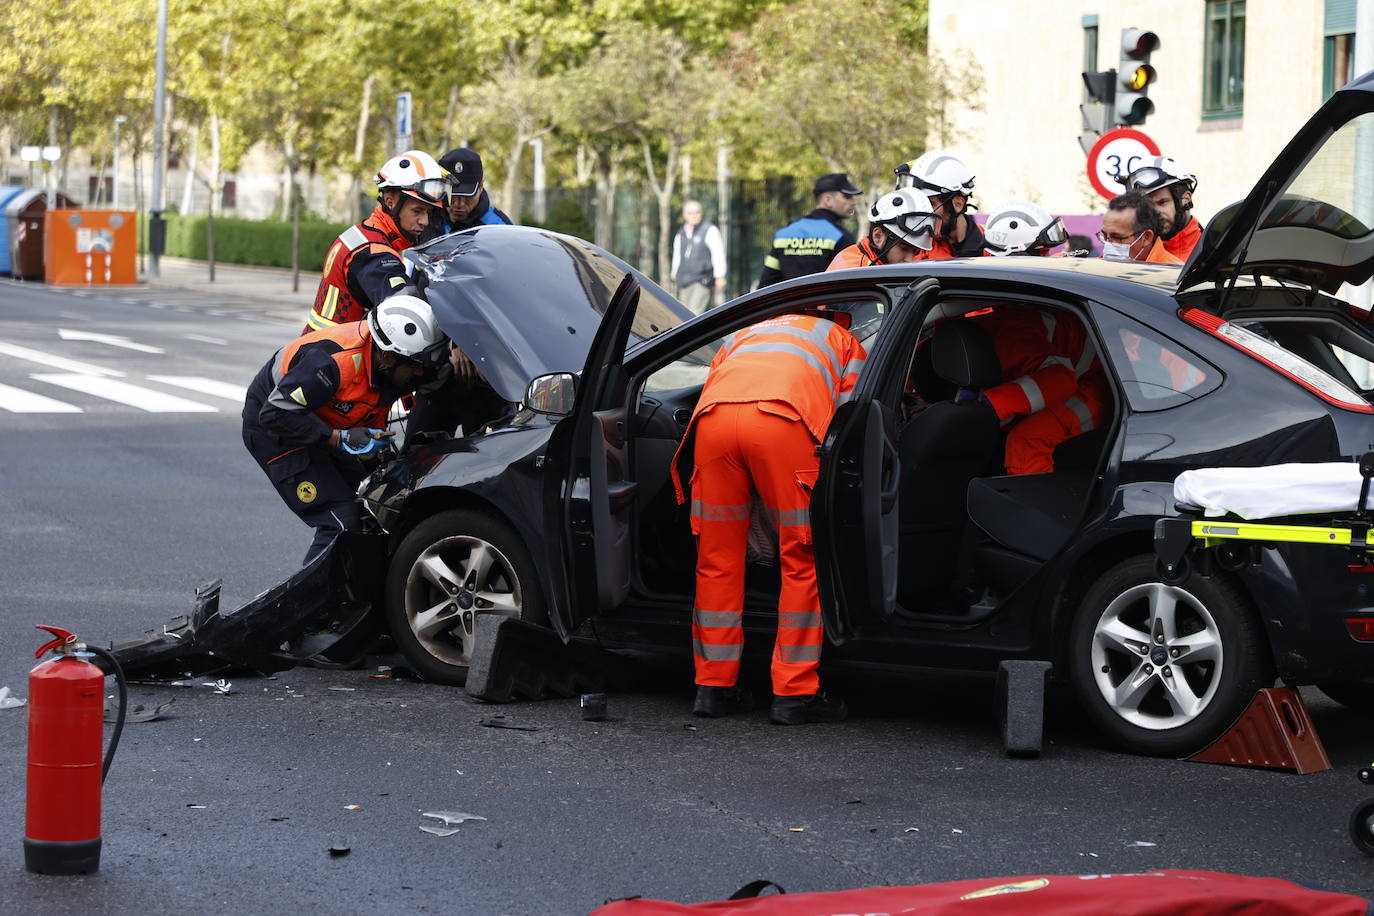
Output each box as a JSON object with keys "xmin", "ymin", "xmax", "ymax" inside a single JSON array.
[
  {"xmin": 1074, "ymin": 343, "xmax": 1096, "ymax": 377},
  {"xmin": 694, "ymin": 609, "xmax": 741, "ymax": 627},
  {"xmin": 306, "ymin": 310, "xmax": 339, "ymax": 331},
  {"xmin": 745, "ymin": 324, "xmax": 846, "ymax": 380},
  {"xmin": 338, "ymin": 225, "xmax": 369, "ymax": 250},
  {"xmin": 728, "ymin": 343, "xmax": 835, "ymax": 386},
  {"xmin": 776, "ymin": 643, "xmax": 821, "ymax": 662},
  {"xmin": 777, "ymin": 610, "xmax": 821, "ymax": 628},
  {"xmin": 1038, "ymin": 355, "xmax": 1073, "ymax": 372},
  {"xmin": 693, "ymin": 638, "xmax": 743, "ymax": 661},
  {"xmin": 321, "ymin": 285, "xmax": 341, "ymax": 320},
  {"xmin": 1064, "ymin": 395, "xmax": 1094, "ymax": 432},
  {"xmin": 690, "ymin": 499, "xmax": 750, "ymax": 521},
  {"xmin": 1014, "ymin": 376, "xmax": 1045, "ymax": 413},
  {"xmin": 763, "ymin": 506, "xmax": 810, "ymax": 526},
  {"xmin": 763, "ymin": 255, "xmax": 781, "ymax": 270}
]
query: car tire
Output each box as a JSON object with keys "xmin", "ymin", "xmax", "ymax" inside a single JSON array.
[
  {"xmin": 385, "ymin": 508, "xmax": 546, "ymax": 685},
  {"xmin": 1316, "ymin": 681, "xmax": 1374, "ymax": 716},
  {"xmin": 1068, "ymin": 555, "xmax": 1272, "ymax": 757},
  {"xmin": 1350, "ymin": 798, "xmax": 1374, "ymax": 856}
]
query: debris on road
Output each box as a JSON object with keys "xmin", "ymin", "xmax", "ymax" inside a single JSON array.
[
  {"xmin": 108, "ymin": 699, "xmax": 176, "ymax": 723},
  {"xmin": 0, "ymin": 687, "xmax": 26, "ymax": 709},
  {"xmin": 478, "ymin": 716, "xmax": 538, "ymax": 732},
  {"xmin": 328, "ymin": 687, "xmax": 356, "ymax": 692},
  {"xmin": 328, "ymin": 845, "xmax": 351, "ymax": 857},
  {"xmin": 904, "ymin": 827, "xmax": 920, "ymax": 833},
  {"xmin": 344, "ymin": 805, "xmax": 362, "ymax": 811},
  {"xmin": 788, "ymin": 827, "xmax": 806, "ymax": 833},
  {"xmin": 421, "ymin": 811, "xmax": 486, "ymax": 826},
  {"xmin": 187, "ymin": 804, "xmax": 207, "ymax": 809},
  {"xmin": 418, "ymin": 825, "xmax": 461, "ymax": 837},
  {"xmin": 1127, "ymin": 840, "xmax": 1158, "ymax": 847},
  {"xmin": 203, "ymin": 679, "xmax": 233, "ymax": 695}
]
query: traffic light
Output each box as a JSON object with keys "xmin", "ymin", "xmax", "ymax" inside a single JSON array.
[
  {"xmin": 1078, "ymin": 69, "xmax": 1117, "ymax": 153},
  {"xmin": 1116, "ymin": 27, "xmax": 1159, "ymax": 125}
]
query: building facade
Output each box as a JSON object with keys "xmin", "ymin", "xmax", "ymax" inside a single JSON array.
[{"xmin": 927, "ymin": 0, "xmax": 1357, "ymax": 224}]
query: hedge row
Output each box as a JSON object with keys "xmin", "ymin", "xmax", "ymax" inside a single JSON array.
[{"xmin": 142, "ymin": 215, "xmax": 350, "ymax": 272}]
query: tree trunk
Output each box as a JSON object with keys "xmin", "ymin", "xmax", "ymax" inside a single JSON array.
[
  {"xmin": 351, "ymin": 73, "xmax": 375, "ymax": 223},
  {"xmin": 502, "ymin": 134, "xmax": 525, "ymax": 221},
  {"xmin": 179, "ymin": 126, "xmax": 198, "ymax": 216},
  {"xmin": 207, "ymin": 112, "xmax": 222, "ymax": 282},
  {"xmin": 440, "ymin": 83, "xmax": 458, "ymax": 151},
  {"xmin": 640, "ymin": 136, "xmax": 679, "ymax": 286},
  {"xmin": 284, "ymin": 123, "xmax": 300, "ymax": 292}
]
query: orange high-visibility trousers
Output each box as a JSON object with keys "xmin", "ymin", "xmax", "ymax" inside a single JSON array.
[
  {"xmin": 1003, "ymin": 375, "xmax": 1110, "ymax": 475},
  {"xmin": 690, "ymin": 401, "xmax": 823, "ymax": 697}
]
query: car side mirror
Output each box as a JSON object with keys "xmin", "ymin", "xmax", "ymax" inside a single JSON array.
[{"xmin": 525, "ymin": 372, "xmax": 577, "ymax": 417}]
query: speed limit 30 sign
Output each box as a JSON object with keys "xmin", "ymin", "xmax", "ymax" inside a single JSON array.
[{"xmin": 1086, "ymin": 127, "xmax": 1161, "ymax": 201}]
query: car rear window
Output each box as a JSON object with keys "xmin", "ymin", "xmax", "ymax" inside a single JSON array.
[
  {"xmin": 1269, "ymin": 111, "xmax": 1374, "ymax": 239},
  {"xmin": 1095, "ymin": 307, "xmax": 1221, "ymax": 411}
]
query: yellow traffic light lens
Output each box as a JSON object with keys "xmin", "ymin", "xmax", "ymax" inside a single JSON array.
[{"xmin": 1126, "ymin": 65, "xmax": 1155, "ymax": 91}]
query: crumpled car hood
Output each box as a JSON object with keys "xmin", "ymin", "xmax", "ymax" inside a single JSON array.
[{"xmin": 407, "ymin": 226, "xmax": 692, "ymax": 402}]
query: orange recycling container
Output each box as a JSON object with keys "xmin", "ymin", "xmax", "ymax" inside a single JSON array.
[{"xmin": 43, "ymin": 209, "xmax": 137, "ymax": 286}]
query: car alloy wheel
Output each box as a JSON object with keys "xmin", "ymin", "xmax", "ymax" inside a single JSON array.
[
  {"xmin": 1087, "ymin": 581, "xmax": 1223, "ymax": 731},
  {"xmin": 405, "ymin": 534, "xmax": 521, "ymax": 666},
  {"xmin": 385, "ymin": 509, "xmax": 545, "ymax": 684},
  {"xmin": 1069, "ymin": 555, "xmax": 1271, "ymax": 757}
]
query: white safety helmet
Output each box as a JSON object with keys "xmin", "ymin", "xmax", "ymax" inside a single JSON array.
[
  {"xmin": 375, "ymin": 151, "xmax": 449, "ymax": 207},
  {"xmin": 893, "ymin": 150, "xmax": 976, "ymax": 197},
  {"xmin": 983, "ymin": 200, "xmax": 1068, "ymax": 256},
  {"xmin": 869, "ymin": 188, "xmax": 940, "ymax": 251},
  {"xmin": 368, "ymin": 295, "xmax": 449, "ymax": 366},
  {"xmin": 1121, "ymin": 156, "xmax": 1197, "ymax": 195}
]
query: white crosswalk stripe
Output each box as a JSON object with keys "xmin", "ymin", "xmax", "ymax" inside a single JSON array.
[
  {"xmin": 0, "ymin": 382, "xmax": 82, "ymax": 413},
  {"xmin": 0, "ymin": 340, "xmax": 124, "ymax": 377},
  {"xmin": 146, "ymin": 375, "xmax": 246, "ymax": 403},
  {"xmin": 30, "ymin": 374, "xmax": 218, "ymax": 412}
]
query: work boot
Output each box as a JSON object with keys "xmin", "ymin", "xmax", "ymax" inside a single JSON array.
[
  {"xmin": 692, "ymin": 685, "xmax": 754, "ymax": 718},
  {"xmin": 770, "ymin": 692, "xmax": 848, "ymax": 725}
]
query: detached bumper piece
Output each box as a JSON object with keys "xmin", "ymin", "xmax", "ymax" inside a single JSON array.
[
  {"xmin": 100, "ymin": 533, "xmax": 385, "ymax": 680},
  {"xmin": 465, "ymin": 615, "xmax": 643, "ymax": 703}
]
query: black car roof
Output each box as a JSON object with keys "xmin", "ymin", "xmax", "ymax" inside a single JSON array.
[{"xmin": 737, "ymin": 256, "xmax": 1184, "ymax": 317}]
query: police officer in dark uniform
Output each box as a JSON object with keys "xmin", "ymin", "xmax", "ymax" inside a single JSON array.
[
  {"xmin": 758, "ymin": 173, "xmax": 862, "ymax": 287},
  {"xmin": 423, "ymin": 148, "xmax": 515, "ymax": 239},
  {"xmin": 243, "ymin": 296, "xmax": 449, "ymax": 563}
]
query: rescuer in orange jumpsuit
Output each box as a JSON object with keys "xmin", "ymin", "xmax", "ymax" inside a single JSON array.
[
  {"xmin": 827, "ymin": 188, "xmax": 941, "ymax": 270},
  {"xmin": 670, "ymin": 312, "xmax": 866, "ymax": 724},
  {"xmin": 1121, "ymin": 157, "xmax": 1201, "ymax": 261}
]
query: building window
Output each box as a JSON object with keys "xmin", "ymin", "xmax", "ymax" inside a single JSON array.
[
  {"xmin": 1203, "ymin": 0, "xmax": 1245, "ymax": 118},
  {"xmin": 1324, "ymin": 0, "xmax": 1357, "ymax": 98},
  {"xmin": 1082, "ymin": 14, "xmax": 1099, "ymax": 105}
]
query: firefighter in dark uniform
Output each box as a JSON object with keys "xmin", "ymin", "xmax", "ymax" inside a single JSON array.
[
  {"xmin": 244, "ymin": 295, "xmax": 449, "ymax": 563},
  {"xmin": 303, "ymin": 151, "xmax": 448, "ymax": 333},
  {"xmin": 757, "ymin": 173, "xmax": 862, "ymax": 287}
]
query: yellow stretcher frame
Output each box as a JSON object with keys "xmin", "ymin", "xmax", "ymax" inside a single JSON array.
[
  {"xmin": 1154, "ymin": 513, "xmax": 1373, "ymax": 583},
  {"xmin": 1190, "ymin": 519, "xmax": 1364, "ymax": 549}
]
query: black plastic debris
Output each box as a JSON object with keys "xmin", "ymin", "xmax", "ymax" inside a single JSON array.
[
  {"xmin": 478, "ymin": 716, "xmax": 538, "ymax": 732},
  {"xmin": 328, "ymin": 845, "xmax": 351, "ymax": 858}
]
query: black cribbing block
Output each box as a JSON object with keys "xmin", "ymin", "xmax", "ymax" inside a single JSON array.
[
  {"xmin": 997, "ymin": 659, "xmax": 1053, "ymax": 758},
  {"xmin": 465, "ymin": 615, "xmax": 638, "ymax": 703}
]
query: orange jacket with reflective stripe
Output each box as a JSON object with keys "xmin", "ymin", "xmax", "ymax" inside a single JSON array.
[
  {"xmin": 912, "ymin": 237, "xmax": 956, "ymax": 261},
  {"xmin": 307, "ymin": 206, "xmax": 411, "ymax": 332},
  {"xmin": 276, "ymin": 321, "xmax": 389, "ymax": 430},
  {"xmin": 973, "ymin": 307, "xmax": 1100, "ymax": 422},
  {"xmin": 826, "ymin": 239, "xmax": 881, "ymax": 271},
  {"xmin": 1162, "ymin": 217, "xmax": 1201, "ymax": 261},
  {"xmin": 671, "ymin": 314, "xmax": 867, "ymax": 501}
]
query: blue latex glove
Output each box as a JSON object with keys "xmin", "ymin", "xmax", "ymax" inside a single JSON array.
[{"xmin": 339, "ymin": 427, "xmax": 393, "ymax": 457}]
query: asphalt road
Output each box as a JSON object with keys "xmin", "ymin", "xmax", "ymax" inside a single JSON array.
[{"xmin": 1, "ymin": 279, "xmax": 1372, "ymax": 914}]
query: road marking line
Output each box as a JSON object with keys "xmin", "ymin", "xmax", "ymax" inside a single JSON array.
[
  {"xmin": 58, "ymin": 328, "xmax": 165, "ymax": 353},
  {"xmin": 185, "ymin": 334, "xmax": 228, "ymax": 346},
  {"xmin": 0, "ymin": 382, "xmax": 82, "ymax": 413},
  {"xmin": 0, "ymin": 340, "xmax": 125, "ymax": 377},
  {"xmin": 31, "ymin": 374, "xmax": 218, "ymax": 412},
  {"xmin": 146, "ymin": 375, "xmax": 246, "ymax": 402}
]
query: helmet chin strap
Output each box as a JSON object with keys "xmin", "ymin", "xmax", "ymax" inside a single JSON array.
[
  {"xmin": 868, "ymin": 227, "xmax": 899, "ymax": 264},
  {"xmin": 1159, "ymin": 186, "xmax": 1192, "ymax": 241}
]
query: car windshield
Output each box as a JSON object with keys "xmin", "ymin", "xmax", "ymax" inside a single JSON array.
[{"xmin": 1264, "ymin": 111, "xmax": 1374, "ymax": 239}]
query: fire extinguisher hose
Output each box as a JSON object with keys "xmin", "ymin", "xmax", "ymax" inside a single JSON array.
[{"xmin": 84, "ymin": 645, "xmax": 127, "ymax": 783}]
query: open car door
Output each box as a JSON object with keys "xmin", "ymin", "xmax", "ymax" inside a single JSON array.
[
  {"xmin": 813, "ymin": 278, "xmax": 939, "ymax": 643},
  {"xmin": 545, "ymin": 274, "xmax": 642, "ymax": 641}
]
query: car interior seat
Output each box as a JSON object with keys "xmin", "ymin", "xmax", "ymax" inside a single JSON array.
[{"xmin": 896, "ymin": 318, "xmax": 1003, "ymax": 611}]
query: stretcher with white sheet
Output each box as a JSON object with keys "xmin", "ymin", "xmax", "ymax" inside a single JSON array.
[{"xmin": 1154, "ymin": 453, "xmax": 1374, "ymax": 583}]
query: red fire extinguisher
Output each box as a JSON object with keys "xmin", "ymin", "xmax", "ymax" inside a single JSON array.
[{"xmin": 24, "ymin": 625, "xmax": 127, "ymax": 875}]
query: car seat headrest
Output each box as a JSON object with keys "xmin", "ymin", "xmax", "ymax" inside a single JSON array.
[{"xmin": 931, "ymin": 318, "xmax": 1001, "ymax": 389}]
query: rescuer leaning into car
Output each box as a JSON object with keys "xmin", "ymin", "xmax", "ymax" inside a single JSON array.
[
  {"xmin": 670, "ymin": 311, "xmax": 866, "ymax": 725},
  {"xmin": 243, "ymin": 296, "xmax": 450, "ymax": 563}
]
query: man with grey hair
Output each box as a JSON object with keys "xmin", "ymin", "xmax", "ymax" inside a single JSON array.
[{"xmin": 671, "ymin": 200, "xmax": 727, "ymax": 314}]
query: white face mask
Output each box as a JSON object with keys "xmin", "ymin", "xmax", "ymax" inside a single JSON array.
[{"xmin": 1102, "ymin": 232, "xmax": 1143, "ymax": 261}]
